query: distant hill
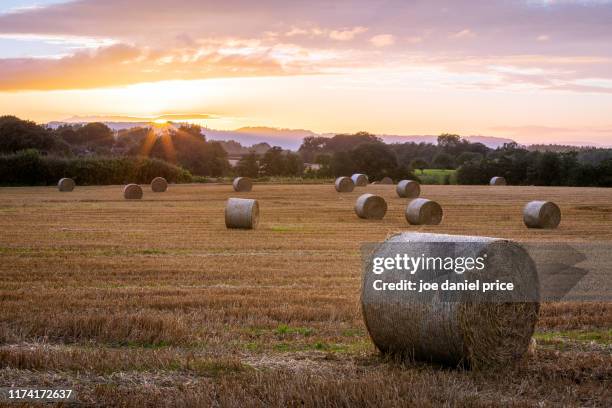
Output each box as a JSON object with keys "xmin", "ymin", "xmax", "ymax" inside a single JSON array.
[
  {"xmin": 46, "ymin": 120, "xmax": 517, "ymax": 150},
  {"xmin": 377, "ymin": 134, "xmax": 515, "ymax": 149}
]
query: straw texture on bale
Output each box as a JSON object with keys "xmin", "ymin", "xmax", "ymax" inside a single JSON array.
[
  {"xmin": 523, "ymin": 201, "xmax": 561, "ymax": 229},
  {"xmin": 151, "ymin": 177, "xmax": 168, "ymax": 192},
  {"xmin": 379, "ymin": 177, "xmax": 393, "ymax": 185},
  {"xmin": 405, "ymin": 198, "xmax": 443, "ymax": 225},
  {"xmin": 355, "ymin": 193, "xmax": 387, "ymax": 220},
  {"xmin": 233, "ymin": 177, "xmax": 253, "ymax": 192},
  {"xmin": 335, "ymin": 177, "xmax": 355, "ymax": 193},
  {"xmin": 225, "ymin": 198, "xmax": 259, "ymax": 229},
  {"xmin": 57, "ymin": 178, "xmax": 75, "ymax": 192},
  {"xmin": 351, "ymin": 173, "xmax": 368, "ymax": 186},
  {"xmin": 361, "ymin": 232, "xmax": 540, "ymax": 368},
  {"xmin": 396, "ymin": 180, "xmax": 420, "ymax": 198},
  {"xmin": 123, "ymin": 184, "xmax": 143, "ymax": 200},
  {"xmin": 490, "ymin": 176, "xmax": 507, "ymax": 186}
]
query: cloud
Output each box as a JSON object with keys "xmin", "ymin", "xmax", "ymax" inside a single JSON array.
[
  {"xmin": 449, "ymin": 29, "xmax": 476, "ymax": 39},
  {"xmin": 329, "ymin": 26, "xmax": 368, "ymax": 41},
  {"xmin": 0, "ymin": 44, "xmax": 290, "ymax": 91},
  {"xmin": 369, "ymin": 34, "xmax": 395, "ymax": 47},
  {"xmin": 0, "ymin": 0, "xmax": 611, "ymax": 92}
]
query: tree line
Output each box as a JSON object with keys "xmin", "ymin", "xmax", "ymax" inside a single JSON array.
[{"xmin": 1, "ymin": 115, "xmax": 610, "ymax": 186}]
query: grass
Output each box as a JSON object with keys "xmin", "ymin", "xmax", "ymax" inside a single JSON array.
[
  {"xmin": 534, "ymin": 329, "xmax": 612, "ymax": 344},
  {"xmin": 415, "ymin": 168, "xmax": 457, "ymax": 184},
  {"xmin": 0, "ymin": 183, "xmax": 610, "ymax": 406}
]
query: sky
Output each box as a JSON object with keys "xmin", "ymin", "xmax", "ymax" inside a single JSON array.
[{"xmin": 0, "ymin": 0, "xmax": 611, "ymax": 145}]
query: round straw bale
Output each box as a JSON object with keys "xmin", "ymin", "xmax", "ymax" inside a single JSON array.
[
  {"xmin": 57, "ymin": 178, "xmax": 75, "ymax": 192},
  {"xmin": 396, "ymin": 180, "xmax": 420, "ymax": 198},
  {"xmin": 380, "ymin": 177, "xmax": 393, "ymax": 185},
  {"xmin": 361, "ymin": 232, "xmax": 540, "ymax": 368},
  {"xmin": 355, "ymin": 193, "xmax": 388, "ymax": 220},
  {"xmin": 335, "ymin": 177, "xmax": 355, "ymax": 193},
  {"xmin": 225, "ymin": 198, "xmax": 259, "ymax": 229},
  {"xmin": 523, "ymin": 201, "xmax": 561, "ymax": 229},
  {"xmin": 151, "ymin": 177, "xmax": 168, "ymax": 192},
  {"xmin": 233, "ymin": 177, "xmax": 253, "ymax": 192},
  {"xmin": 351, "ymin": 173, "xmax": 368, "ymax": 186},
  {"xmin": 123, "ymin": 184, "xmax": 143, "ymax": 199},
  {"xmin": 490, "ymin": 176, "xmax": 507, "ymax": 186},
  {"xmin": 405, "ymin": 198, "xmax": 443, "ymax": 225}
]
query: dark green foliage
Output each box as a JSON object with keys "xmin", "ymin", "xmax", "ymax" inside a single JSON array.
[
  {"xmin": 456, "ymin": 151, "xmax": 483, "ymax": 165},
  {"xmin": 350, "ymin": 142, "xmax": 398, "ymax": 180},
  {"xmin": 298, "ymin": 136, "xmax": 328, "ymax": 163},
  {"xmin": 236, "ymin": 152, "xmax": 260, "ymax": 178},
  {"xmin": 432, "ymin": 152, "xmax": 455, "ymax": 169},
  {"xmin": 127, "ymin": 124, "xmax": 230, "ymax": 176},
  {"xmin": 58, "ymin": 122, "xmax": 114, "ymax": 148},
  {"xmin": 285, "ymin": 152, "xmax": 304, "ymax": 176},
  {"xmin": 0, "ymin": 150, "xmax": 191, "ymax": 186},
  {"xmin": 410, "ymin": 158, "xmax": 429, "ymax": 172},
  {"xmin": 329, "ymin": 151, "xmax": 355, "ymax": 177},
  {"xmin": 260, "ymin": 147, "xmax": 304, "ymax": 176},
  {"xmin": 0, "ymin": 116, "xmax": 71, "ymax": 155},
  {"xmin": 457, "ymin": 144, "xmax": 612, "ymax": 187}
]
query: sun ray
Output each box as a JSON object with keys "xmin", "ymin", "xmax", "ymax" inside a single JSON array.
[
  {"xmin": 160, "ymin": 131, "xmax": 177, "ymax": 164},
  {"xmin": 139, "ymin": 128, "xmax": 157, "ymax": 157}
]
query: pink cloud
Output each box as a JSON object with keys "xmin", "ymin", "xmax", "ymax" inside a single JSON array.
[{"xmin": 0, "ymin": 0, "xmax": 611, "ymax": 92}]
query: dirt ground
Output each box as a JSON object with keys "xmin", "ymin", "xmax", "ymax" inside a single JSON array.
[{"xmin": 0, "ymin": 183, "xmax": 610, "ymax": 407}]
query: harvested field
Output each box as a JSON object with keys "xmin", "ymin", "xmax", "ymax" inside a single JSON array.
[{"xmin": 0, "ymin": 183, "xmax": 610, "ymax": 407}]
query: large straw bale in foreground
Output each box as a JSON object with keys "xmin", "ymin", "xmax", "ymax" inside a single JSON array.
[
  {"xmin": 57, "ymin": 178, "xmax": 75, "ymax": 192},
  {"xmin": 523, "ymin": 201, "xmax": 561, "ymax": 229},
  {"xmin": 355, "ymin": 193, "xmax": 387, "ymax": 219},
  {"xmin": 361, "ymin": 232, "xmax": 540, "ymax": 368},
  {"xmin": 225, "ymin": 198, "xmax": 259, "ymax": 229}
]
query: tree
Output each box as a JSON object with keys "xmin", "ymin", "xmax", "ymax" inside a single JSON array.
[
  {"xmin": 131, "ymin": 126, "xmax": 229, "ymax": 176},
  {"xmin": 59, "ymin": 122, "xmax": 114, "ymax": 148},
  {"xmin": 78, "ymin": 122, "xmax": 114, "ymax": 147},
  {"xmin": 236, "ymin": 152, "xmax": 260, "ymax": 178},
  {"xmin": 284, "ymin": 152, "xmax": 303, "ymax": 176},
  {"xmin": 260, "ymin": 146, "xmax": 286, "ymax": 176},
  {"xmin": 0, "ymin": 116, "xmax": 70, "ymax": 155},
  {"xmin": 350, "ymin": 142, "xmax": 398, "ymax": 180},
  {"xmin": 456, "ymin": 151, "xmax": 483, "ymax": 166},
  {"xmin": 437, "ymin": 133, "xmax": 461, "ymax": 149},
  {"xmin": 410, "ymin": 158, "xmax": 429, "ymax": 173},
  {"xmin": 324, "ymin": 132, "xmax": 381, "ymax": 153},
  {"xmin": 330, "ymin": 151, "xmax": 355, "ymax": 177},
  {"xmin": 298, "ymin": 136, "xmax": 327, "ymax": 163},
  {"xmin": 432, "ymin": 152, "xmax": 455, "ymax": 169}
]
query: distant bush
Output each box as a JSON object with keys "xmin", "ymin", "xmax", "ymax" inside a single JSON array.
[{"xmin": 0, "ymin": 150, "xmax": 192, "ymax": 186}]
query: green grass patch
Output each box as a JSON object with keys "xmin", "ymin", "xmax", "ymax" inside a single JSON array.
[
  {"xmin": 534, "ymin": 329, "xmax": 612, "ymax": 345},
  {"xmin": 274, "ymin": 324, "xmax": 314, "ymax": 337},
  {"xmin": 415, "ymin": 169, "xmax": 457, "ymax": 185},
  {"xmin": 341, "ymin": 328, "xmax": 364, "ymax": 337}
]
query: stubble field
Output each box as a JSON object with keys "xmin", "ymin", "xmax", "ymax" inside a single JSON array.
[{"xmin": 0, "ymin": 183, "xmax": 611, "ymax": 407}]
